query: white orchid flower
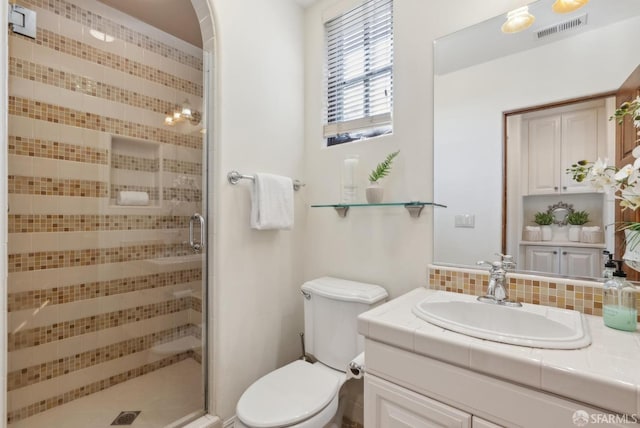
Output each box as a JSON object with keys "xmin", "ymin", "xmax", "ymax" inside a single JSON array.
[
  {"xmin": 580, "ymin": 158, "xmax": 616, "ymax": 192},
  {"xmin": 614, "ymin": 163, "xmax": 635, "ymax": 182},
  {"xmin": 591, "ymin": 158, "xmax": 608, "ymax": 174},
  {"xmin": 620, "ymin": 188, "xmax": 640, "ymax": 211}
]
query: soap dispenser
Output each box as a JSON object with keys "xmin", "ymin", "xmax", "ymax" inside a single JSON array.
[
  {"xmin": 602, "ymin": 251, "xmax": 616, "ymax": 279},
  {"xmin": 603, "ymin": 261, "xmax": 637, "ymax": 332}
]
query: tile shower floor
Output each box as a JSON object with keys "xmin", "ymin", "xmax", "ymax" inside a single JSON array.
[{"xmin": 10, "ymin": 359, "xmax": 204, "ymax": 428}]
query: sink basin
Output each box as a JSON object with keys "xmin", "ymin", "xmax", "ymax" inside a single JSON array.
[{"xmin": 412, "ymin": 291, "xmax": 591, "ymax": 349}]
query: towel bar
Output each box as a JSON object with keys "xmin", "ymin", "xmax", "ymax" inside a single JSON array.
[{"xmin": 227, "ymin": 170, "xmax": 304, "ymax": 191}]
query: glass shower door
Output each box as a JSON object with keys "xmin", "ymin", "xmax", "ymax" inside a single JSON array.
[{"xmin": 6, "ymin": 0, "xmax": 207, "ymax": 426}]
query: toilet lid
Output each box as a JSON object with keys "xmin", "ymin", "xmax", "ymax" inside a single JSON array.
[{"xmin": 236, "ymin": 360, "xmax": 340, "ymax": 428}]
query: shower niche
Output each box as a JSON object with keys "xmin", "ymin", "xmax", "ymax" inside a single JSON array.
[{"xmin": 110, "ymin": 136, "xmax": 161, "ymax": 207}]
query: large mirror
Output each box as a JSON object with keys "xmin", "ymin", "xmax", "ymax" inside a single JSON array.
[{"xmin": 433, "ymin": 0, "xmax": 640, "ymax": 280}]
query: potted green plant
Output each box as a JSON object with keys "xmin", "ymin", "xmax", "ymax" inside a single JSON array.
[
  {"xmin": 366, "ymin": 150, "xmax": 400, "ymax": 203},
  {"xmin": 567, "ymin": 210, "xmax": 590, "ymax": 241},
  {"xmin": 534, "ymin": 211, "xmax": 554, "ymax": 241}
]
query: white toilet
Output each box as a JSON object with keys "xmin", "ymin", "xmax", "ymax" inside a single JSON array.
[{"xmin": 235, "ymin": 277, "xmax": 388, "ymax": 428}]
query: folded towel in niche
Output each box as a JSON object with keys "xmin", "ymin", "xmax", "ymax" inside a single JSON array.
[
  {"xmin": 525, "ymin": 226, "xmax": 541, "ymax": 231},
  {"xmin": 116, "ymin": 191, "xmax": 149, "ymax": 206},
  {"xmin": 250, "ymin": 173, "xmax": 294, "ymax": 230}
]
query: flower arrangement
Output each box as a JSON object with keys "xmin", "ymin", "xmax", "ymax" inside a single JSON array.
[{"xmin": 566, "ymin": 96, "xmax": 640, "ymax": 247}]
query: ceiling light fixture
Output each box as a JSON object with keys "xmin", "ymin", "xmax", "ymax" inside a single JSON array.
[
  {"xmin": 552, "ymin": 0, "xmax": 589, "ymax": 14},
  {"xmin": 501, "ymin": 6, "xmax": 536, "ymax": 34}
]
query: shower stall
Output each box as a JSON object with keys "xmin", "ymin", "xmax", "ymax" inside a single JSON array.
[{"xmin": 4, "ymin": 0, "xmax": 212, "ymax": 426}]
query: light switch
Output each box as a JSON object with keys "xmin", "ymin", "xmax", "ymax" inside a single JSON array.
[{"xmin": 454, "ymin": 214, "xmax": 475, "ymax": 228}]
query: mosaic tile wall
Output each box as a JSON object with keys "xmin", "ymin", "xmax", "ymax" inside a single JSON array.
[
  {"xmin": 428, "ymin": 265, "xmax": 640, "ymax": 322},
  {"xmin": 7, "ymin": 0, "xmax": 205, "ymax": 423}
]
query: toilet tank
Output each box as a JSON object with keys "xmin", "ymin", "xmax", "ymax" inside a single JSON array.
[{"xmin": 301, "ymin": 277, "xmax": 388, "ymax": 371}]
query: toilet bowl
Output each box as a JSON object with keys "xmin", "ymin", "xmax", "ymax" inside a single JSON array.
[
  {"xmin": 235, "ymin": 360, "xmax": 346, "ymax": 428},
  {"xmin": 235, "ymin": 277, "xmax": 388, "ymax": 428}
]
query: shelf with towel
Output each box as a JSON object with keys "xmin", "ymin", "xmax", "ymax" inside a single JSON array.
[{"xmin": 310, "ymin": 202, "xmax": 447, "ymax": 218}]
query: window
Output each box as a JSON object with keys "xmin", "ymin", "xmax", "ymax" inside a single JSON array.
[{"xmin": 324, "ymin": 0, "xmax": 394, "ymax": 146}]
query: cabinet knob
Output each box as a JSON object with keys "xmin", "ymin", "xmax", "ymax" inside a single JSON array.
[
  {"xmin": 562, "ymin": 251, "xmax": 567, "ymax": 255},
  {"xmin": 554, "ymin": 186, "xmax": 558, "ymax": 191},
  {"xmin": 563, "ymin": 186, "xmax": 567, "ymax": 190},
  {"xmin": 553, "ymin": 251, "xmax": 558, "ymax": 255}
]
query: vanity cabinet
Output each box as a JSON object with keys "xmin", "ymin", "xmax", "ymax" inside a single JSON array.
[
  {"xmin": 524, "ymin": 245, "xmax": 600, "ymax": 277},
  {"xmin": 365, "ymin": 374, "xmax": 503, "ymax": 428},
  {"xmin": 526, "ymin": 107, "xmax": 602, "ymax": 195},
  {"xmin": 360, "ymin": 289, "xmax": 638, "ymax": 428},
  {"xmin": 365, "ymin": 375, "xmax": 474, "ymax": 427},
  {"xmin": 363, "ymin": 339, "xmax": 629, "ymax": 428}
]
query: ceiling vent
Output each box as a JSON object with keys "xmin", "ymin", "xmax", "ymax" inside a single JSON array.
[{"xmin": 536, "ymin": 14, "xmax": 588, "ymax": 39}]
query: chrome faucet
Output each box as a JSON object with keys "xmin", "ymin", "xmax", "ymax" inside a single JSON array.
[{"xmin": 476, "ymin": 254, "xmax": 521, "ymax": 307}]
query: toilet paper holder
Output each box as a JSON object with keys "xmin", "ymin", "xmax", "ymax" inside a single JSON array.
[{"xmin": 348, "ymin": 352, "xmax": 365, "ymax": 379}]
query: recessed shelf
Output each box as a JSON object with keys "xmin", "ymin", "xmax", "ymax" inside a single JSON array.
[{"xmin": 310, "ymin": 201, "xmax": 447, "ymax": 218}]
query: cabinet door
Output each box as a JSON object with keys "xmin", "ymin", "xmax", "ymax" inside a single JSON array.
[
  {"xmin": 560, "ymin": 247, "xmax": 600, "ymax": 277},
  {"xmin": 524, "ymin": 246, "xmax": 559, "ymax": 274},
  {"xmin": 365, "ymin": 375, "xmax": 472, "ymax": 428},
  {"xmin": 472, "ymin": 417, "xmax": 504, "ymax": 428},
  {"xmin": 527, "ymin": 115, "xmax": 561, "ymax": 194},
  {"xmin": 561, "ymin": 108, "xmax": 599, "ymax": 193}
]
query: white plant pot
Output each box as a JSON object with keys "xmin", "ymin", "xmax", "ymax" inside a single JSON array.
[
  {"xmin": 365, "ymin": 182, "xmax": 384, "ymax": 204},
  {"xmin": 568, "ymin": 225, "xmax": 582, "ymax": 242},
  {"xmin": 540, "ymin": 225, "xmax": 552, "ymax": 241}
]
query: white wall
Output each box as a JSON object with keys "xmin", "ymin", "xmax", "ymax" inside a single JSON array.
[
  {"xmin": 302, "ymin": 0, "xmax": 525, "ymax": 298},
  {"xmin": 208, "ymin": 0, "xmax": 306, "ymax": 421}
]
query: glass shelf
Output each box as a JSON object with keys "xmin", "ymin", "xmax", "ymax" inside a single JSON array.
[{"xmin": 310, "ymin": 201, "xmax": 447, "ymax": 218}]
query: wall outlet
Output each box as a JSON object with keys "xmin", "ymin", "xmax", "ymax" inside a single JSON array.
[{"xmin": 454, "ymin": 214, "xmax": 475, "ymax": 228}]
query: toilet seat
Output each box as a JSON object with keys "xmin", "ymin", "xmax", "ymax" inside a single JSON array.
[{"xmin": 236, "ymin": 360, "xmax": 340, "ymax": 428}]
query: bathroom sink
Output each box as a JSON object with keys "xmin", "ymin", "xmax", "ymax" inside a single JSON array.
[{"xmin": 412, "ymin": 291, "xmax": 591, "ymax": 349}]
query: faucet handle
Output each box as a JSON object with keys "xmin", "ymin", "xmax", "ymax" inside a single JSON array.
[
  {"xmin": 496, "ymin": 253, "xmax": 516, "ymax": 270},
  {"xmin": 477, "ymin": 260, "xmax": 502, "ymax": 271}
]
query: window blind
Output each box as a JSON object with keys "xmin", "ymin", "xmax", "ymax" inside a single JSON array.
[{"xmin": 324, "ymin": 0, "xmax": 393, "ymax": 143}]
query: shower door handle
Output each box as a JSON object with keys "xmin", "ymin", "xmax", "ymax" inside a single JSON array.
[{"xmin": 189, "ymin": 213, "xmax": 205, "ymax": 253}]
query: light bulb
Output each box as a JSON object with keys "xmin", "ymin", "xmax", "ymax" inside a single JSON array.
[
  {"xmin": 552, "ymin": 0, "xmax": 589, "ymax": 14},
  {"xmin": 501, "ymin": 6, "xmax": 535, "ymax": 34}
]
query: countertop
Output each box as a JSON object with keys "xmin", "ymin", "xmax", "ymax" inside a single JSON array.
[{"xmin": 357, "ymin": 288, "xmax": 640, "ymax": 416}]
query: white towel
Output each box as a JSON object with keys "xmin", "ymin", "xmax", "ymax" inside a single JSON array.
[
  {"xmin": 525, "ymin": 226, "xmax": 541, "ymax": 231},
  {"xmin": 116, "ymin": 191, "xmax": 149, "ymax": 206},
  {"xmin": 581, "ymin": 226, "xmax": 601, "ymax": 232},
  {"xmin": 250, "ymin": 173, "xmax": 294, "ymax": 230}
]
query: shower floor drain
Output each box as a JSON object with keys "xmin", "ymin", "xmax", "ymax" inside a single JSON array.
[{"xmin": 111, "ymin": 411, "xmax": 141, "ymax": 426}]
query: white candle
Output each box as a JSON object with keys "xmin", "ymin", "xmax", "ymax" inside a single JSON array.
[
  {"xmin": 343, "ymin": 158, "xmax": 358, "ymax": 186},
  {"xmin": 342, "ymin": 155, "xmax": 359, "ymax": 203}
]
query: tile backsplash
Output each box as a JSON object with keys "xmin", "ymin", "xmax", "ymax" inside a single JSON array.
[{"xmin": 428, "ymin": 264, "xmax": 640, "ymax": 322}]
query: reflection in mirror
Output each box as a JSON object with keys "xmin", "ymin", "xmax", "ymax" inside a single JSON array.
[{"xmin": 433, "ymin": 0, "xmax": 640, "ymax": 280}]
